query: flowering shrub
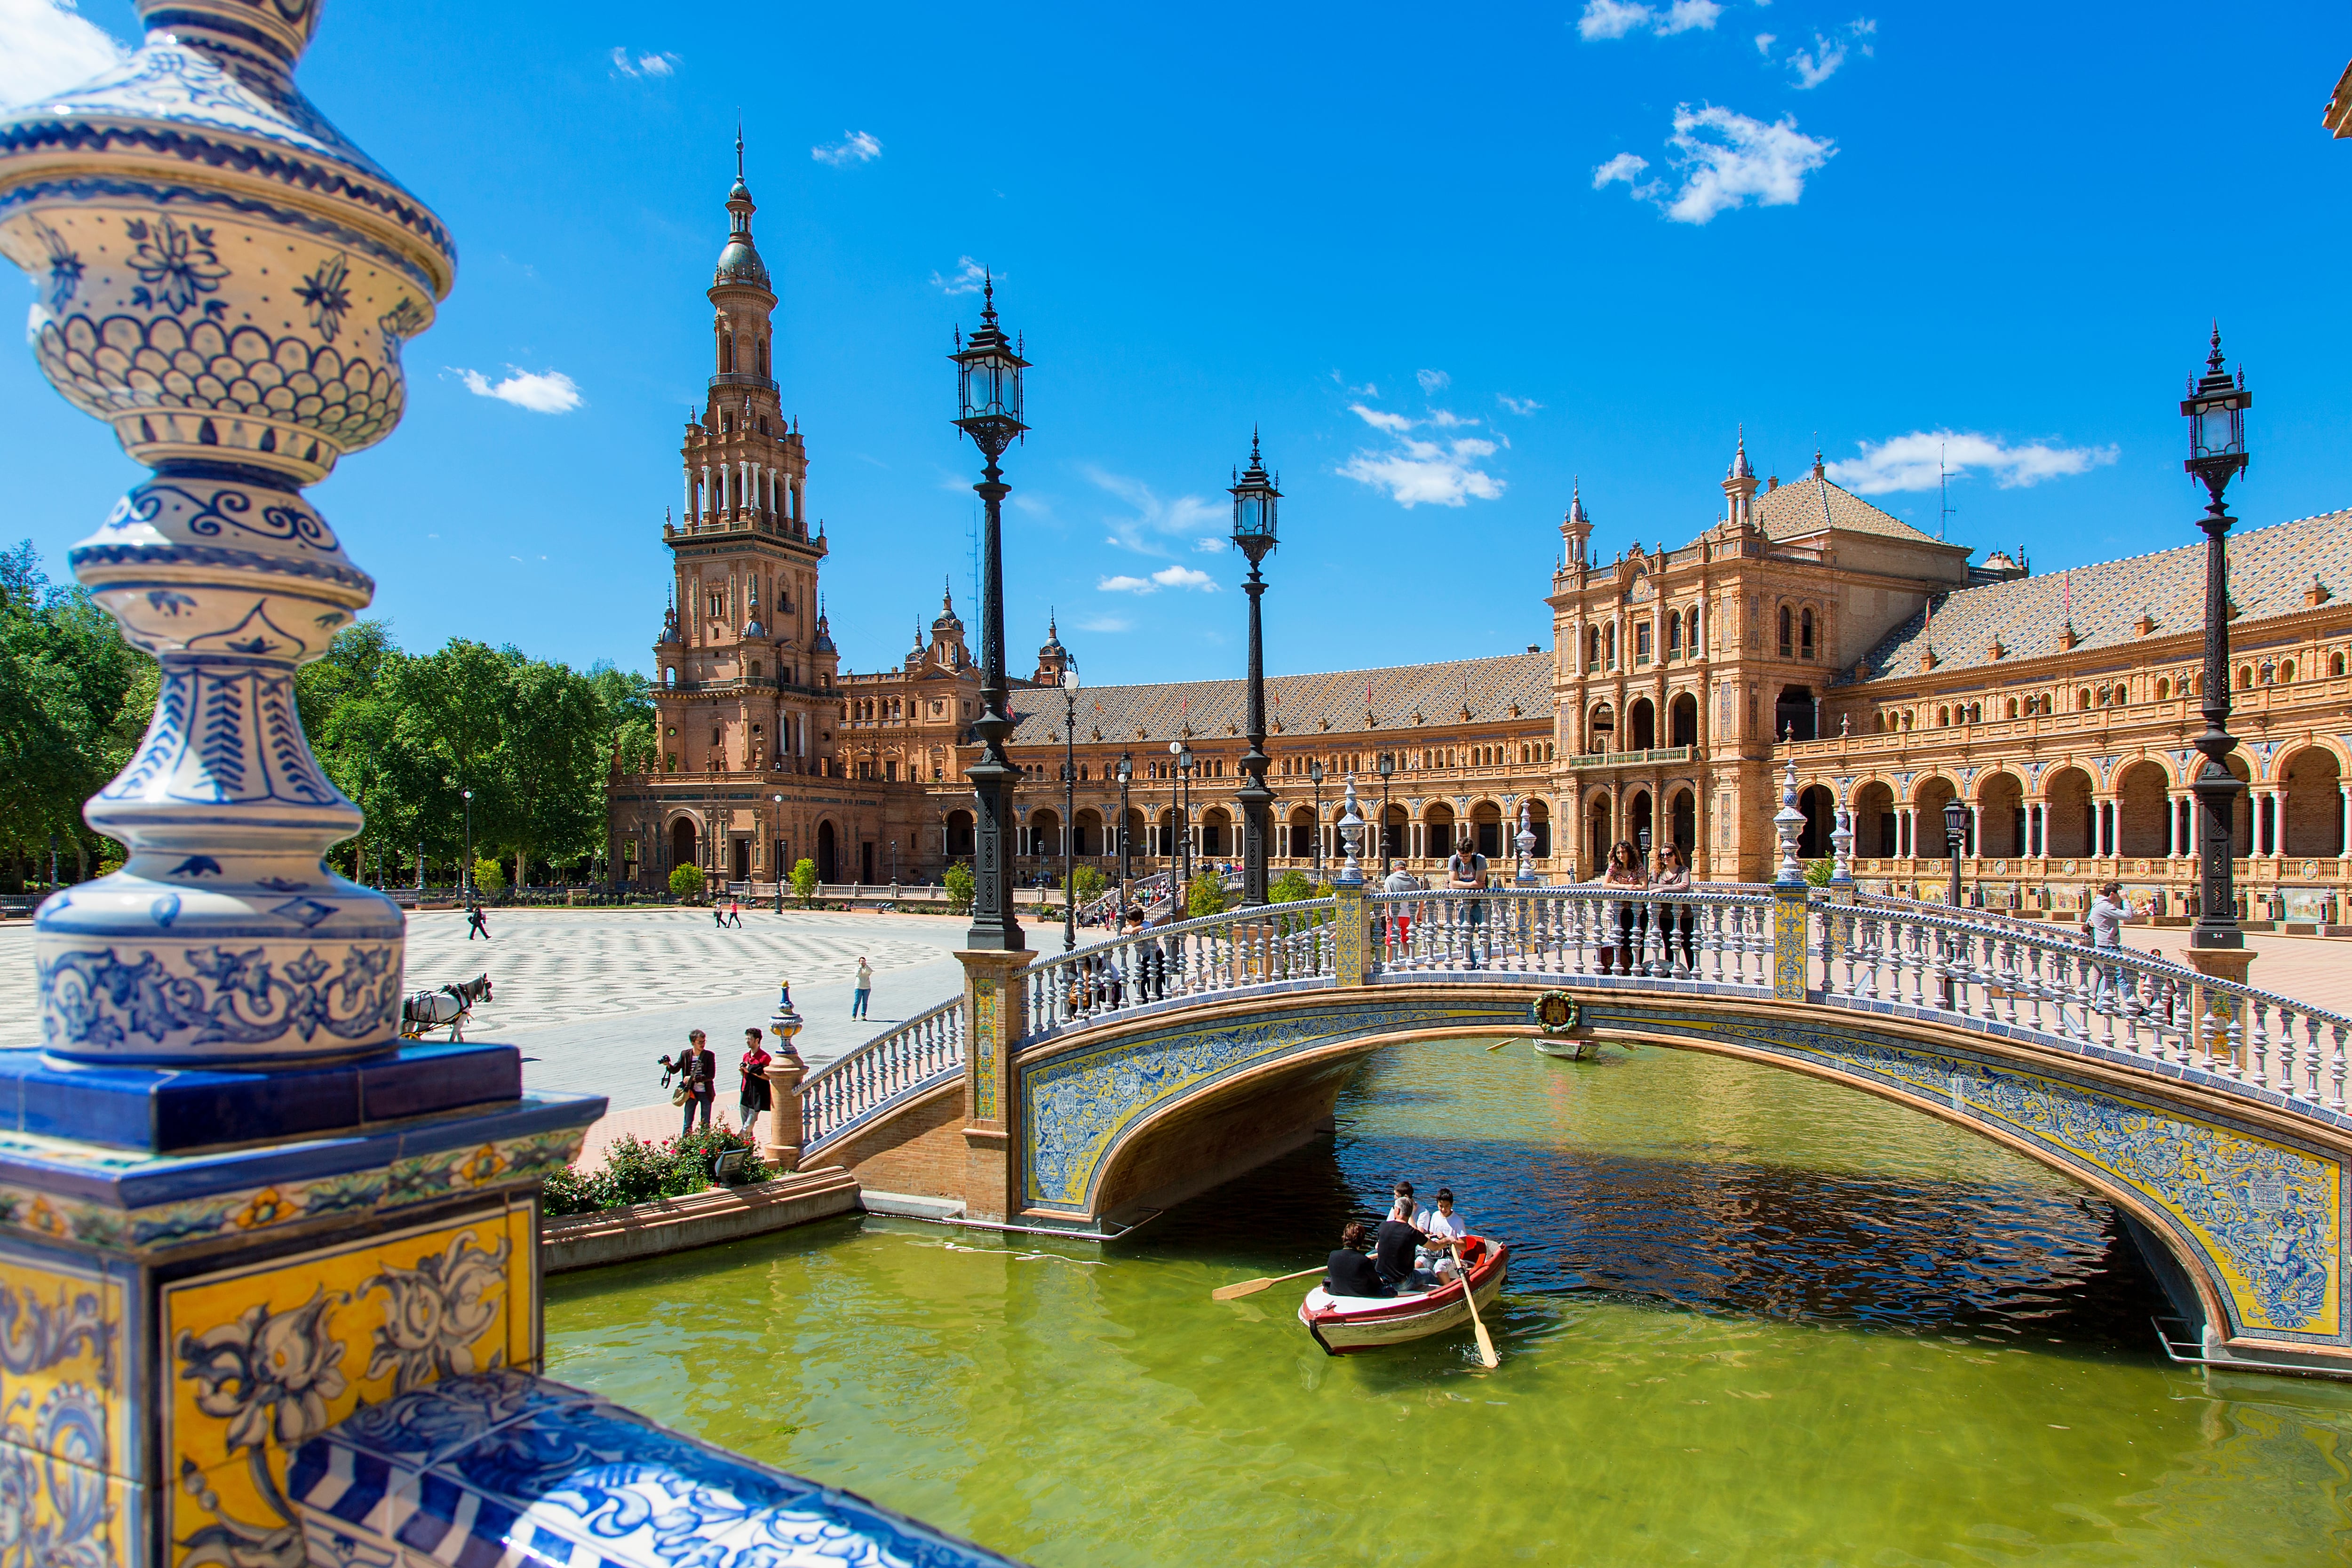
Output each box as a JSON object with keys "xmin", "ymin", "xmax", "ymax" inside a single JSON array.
[{"xmin": 541, "ymin": 1125, "xmax": 769, "ymax": 1217}]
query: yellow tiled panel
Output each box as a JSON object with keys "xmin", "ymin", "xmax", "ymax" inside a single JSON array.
[{"xmin": 0, "ymin": 1249, "xmax": 124, "ymax": 1478}]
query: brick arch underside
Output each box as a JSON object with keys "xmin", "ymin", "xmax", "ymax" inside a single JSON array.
[{"xmin": 1044, "ymin": 987, "xmax": 2348, "ymax": 1367}]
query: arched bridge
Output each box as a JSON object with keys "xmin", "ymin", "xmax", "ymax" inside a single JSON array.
[{"xmin": 784, "ymin": 878, "xmax": 2352, "ymax": 1379}]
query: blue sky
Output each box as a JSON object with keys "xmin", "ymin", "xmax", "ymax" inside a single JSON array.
[{"xmin": 4, "ymin": 1, "xmax": 2349, "ymax": 685}]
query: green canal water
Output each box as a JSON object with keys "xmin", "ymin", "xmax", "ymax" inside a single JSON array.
[{"xmin": 545, "ymin": 1042, "xmax": 2352, "ymax": 1566}]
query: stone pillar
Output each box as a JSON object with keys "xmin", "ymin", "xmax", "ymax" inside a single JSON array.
[
  {"xmin": 763, "ymin": 1053, "xmax": 805, "ymax": 1171},
  {"xmin": 957, "ymin": 948, "xmax": 1031, "ymax": 1222},
  {"xmin": 0, "ymin": 11, "xmax": 610, "ymax": 1568}
]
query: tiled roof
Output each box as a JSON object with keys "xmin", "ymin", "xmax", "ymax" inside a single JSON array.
[
  {"xmin": 1844, "ymin": 508, "xmax": 2352, "ymax": 685},
  {"xmin": 1752, "ymin": 473, "xmax": 1945, "ymax": 545},
  {"xmin": 1002, "ymin": 652, "xmax": 1554, "ymax": 746}
]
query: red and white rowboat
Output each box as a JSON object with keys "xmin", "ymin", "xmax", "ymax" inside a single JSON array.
[{"xmin": 1297, "ymin": 1237, "xmax": 1509, "ymax": 1356}]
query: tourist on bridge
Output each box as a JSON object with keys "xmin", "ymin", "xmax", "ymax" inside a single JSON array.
[
  {"xmin": 466, "ymin": 903, "xmax": 489, "ymax": 941},
  {"xmin": 737, "ymin": 1028, "xmax": 772, "ymax": 1143},
  {"xmin": 1594, "ymin": 840, "xmax": 1646, "ymax": 974},
  {"xmin": 1447, "ymin": 834, "xmax": 1490, "ymax": 968},
  {"xmin": 1650, "ymin": 842, "xmax": 1696, "ymax": 972},
  {"xmin": 2084, "ymin": 880, "xmax": 2131, "ymax": 1003},
  {"xmin": 852, "ymin": 956, "xmax": 873, "ymax": 1019},
  {"xmin": 1323, "ymin": 1221, "xmax": 1395, "ymax": 1299},
  {"xmin": 661, "ymin": 1029, "xmax": 717, "ymax": 1135}
]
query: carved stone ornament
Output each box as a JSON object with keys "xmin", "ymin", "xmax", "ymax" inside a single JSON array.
[{"xmin": 0, "ymin": 0, "xmax": 456, "ymax": 1063}]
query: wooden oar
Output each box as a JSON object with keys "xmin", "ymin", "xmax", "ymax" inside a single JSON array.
[
  {"xmin": 1212, "ymin": 1264, "xmax": 1324, "ymax": 1302},
  {"xmin": 1453, "ymin": 1242, "xmax": 1500, "ymax": 1368},
  {"xmin": 1484, "ymin": 1039, "xmax": 1515, "ymax": 1052}
]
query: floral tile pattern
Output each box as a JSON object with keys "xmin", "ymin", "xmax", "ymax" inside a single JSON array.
[
  {"xmin": 161, "ymin": 1203, "xmax": 534, "ymax": 1568},
  {"xmin": 288, "ymin": 1371, "xmax": 1021, "ymax": 1568}
]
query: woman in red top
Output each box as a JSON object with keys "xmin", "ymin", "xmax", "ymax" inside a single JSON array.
[{"xmin": 737, "ymin": 1027, "xmax": 773, "ymax": 1142}]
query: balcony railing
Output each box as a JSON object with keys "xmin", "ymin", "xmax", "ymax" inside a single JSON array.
[{"xmin": 1567, "ymin": 745, "xmax": 1695, "ymax": 768}]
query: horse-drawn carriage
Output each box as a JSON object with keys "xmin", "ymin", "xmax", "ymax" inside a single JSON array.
[{"xmin": 401, "ymin": 973, "xmax": 492, "ymax": 1042}]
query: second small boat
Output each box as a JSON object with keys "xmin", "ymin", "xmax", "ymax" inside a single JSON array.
[{"xmin": 1297, "ymin": 1237, "xmax": 1509, "ymax": 1356}]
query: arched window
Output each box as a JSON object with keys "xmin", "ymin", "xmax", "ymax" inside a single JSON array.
[
  {"xmin": 1606, "ymin": 623, "xmax": 1617, "ymax": 666},
  {"xmin": 2335, "ymin": 652, "xmax": 2347, "ymax": 677},
  {"xmin": 758, "ymin": 338, "xmax": 769, "ymax": 377},
  {"xmin": 1636, "ymin": 621, "xmax": 1652, "ymax": 661},
  {"xmin": 1874, "ymin": 712, "xmax": 1888, "ymax": 732},
  {"xmin": 1666, "ymin": 613, "xmax": 1682, "ymax": 655},
  {"xmin": 1800, "ymin": 608, "xmax": 1816, "ymax": 659},
  {"xmin": 1686, "ymin": 606, "xmax": 1700, "ymax": 651},
  {"xmin": 2078, "ymin": 688, "xmax": 2093, "ymax": 710},
  {"xmin": 1937, "ymin": 706, "xmax": 1951, "ymax": 727},
  {"xmin": 1588, "ymin": 627, "xmax": 1601, "ymax": 667},
  {"xmin": 2006, "ymin": 697, "xmax": 2019, "ymax": 718},
  {"xmin": 1778, "ymin": 607, "xmax": 1793, "ymax": 656},
  {"xmin": 2154, "ymin": 678, "xmax": 2169, "ymax": 700},
  {"xmin": 749, "ymin": 661, "xmax": 761, "ymax": 678},
  {"xmin": 720, "ymin": 334, "xmax": 734, "ymax": 373},
  {"xmin": 2239, "ymin": 666, "xmax": 2254, "ymax": 690},
  {"xmin": 2282, "ymin": 659, "xmax": 2296, "ymax": 682},
  {"xmin": 1969, "ymin": 702, "xmax": 1982, "ymax": 723}
]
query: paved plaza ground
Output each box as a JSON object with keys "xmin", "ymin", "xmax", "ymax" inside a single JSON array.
[{"xmin": 4, "ymin": 907, "xmax": 2348, "ymax": 1163}]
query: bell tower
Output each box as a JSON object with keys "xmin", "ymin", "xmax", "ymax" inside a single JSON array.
[{"xmin": 653, "ymin": 136, "xmax": 836, "ymax": 806}]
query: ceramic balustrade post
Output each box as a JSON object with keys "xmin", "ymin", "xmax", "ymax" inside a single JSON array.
[
  {"xmin": 0, "ymin": 9, "xmax": 626, "ymax": 1568},
  {"xmin": 763, "ymin": 1054, "xmax": 805, "ymax": 1172}
]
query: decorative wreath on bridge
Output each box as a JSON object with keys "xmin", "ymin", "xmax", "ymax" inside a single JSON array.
[{"xmin": 1530, "ymin": 990, "xmax": 1580, "ymax": 1035}]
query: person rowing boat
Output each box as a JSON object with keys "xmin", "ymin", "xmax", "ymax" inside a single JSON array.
[{"xmin": 1416, "ymin": 1187, "xmax": 1470, "ymax": 1279}]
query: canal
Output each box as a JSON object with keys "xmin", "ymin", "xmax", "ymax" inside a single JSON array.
[{"xmin": 545, "ymin": 1041, "xmax": 2352, "ymax": 1565}]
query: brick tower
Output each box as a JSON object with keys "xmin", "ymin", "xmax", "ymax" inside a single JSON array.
[{"xmin": 649, "ymin": 136, "xmax": 840, "ymax": 879}]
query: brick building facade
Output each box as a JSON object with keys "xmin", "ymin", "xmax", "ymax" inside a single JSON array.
[{"xmin": 610, "ymin": 159, "xmax": 2352, "ymax": 920}]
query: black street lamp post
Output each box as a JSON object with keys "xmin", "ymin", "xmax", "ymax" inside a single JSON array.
[
  {"xmin": 950, "ymin": 278, "xmax": 1030, "ymax": 951},
  {"xmin": 461, "ymin": 788, "xmax": 474, "ymax": 906},
  {"xmin": 1942, "ymin": 797, "xmax": 1970, "ymax": 1006},
  {"xmin": 1059, "ymin": 663, "xmax": 1079, "ymax": 952},
  {"xmin": 1172, "ymin": 741, "xmax": 1193, "ymax": 894},
  {"xmin": 1230, "ymin": 433, "xmax": 1280, "ymax": 907},
  {"xmin": 1309, "ymin": 760, "xmax": 1325, "ymax": 881},
  {"xmin": 1377, "ymin": 752, "xmax": 1395, "ymax": 875},
  {"xmin": 771, "ymin": 793, "xmax": 785, "ymax": 912},
  {"xmin": 1116, "ymin": 753, "xmax": 1133, "ymax": 887},
  {"xmin": 2183, "ymin": 326, "xmax": 2252, "ymax": 954}
]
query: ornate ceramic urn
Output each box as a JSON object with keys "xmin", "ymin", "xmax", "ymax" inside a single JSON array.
[{"xmin": 0, "ymin": 0, "xmax": 455, "ymax": 1065}]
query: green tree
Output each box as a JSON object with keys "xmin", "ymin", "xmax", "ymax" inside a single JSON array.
[
  {"xmin": 488, "ymin": 654, "xmax": 605, "ymax": 890},
  {"xmin": 0, "ymin": 541, "xmax": 143, "ymax": 885},
  {"xmin": 1186, "ymin": 872, "xmax": 1227, "ymax": 917},
  {"xmin": 302, "ymin": 621, "xmax": 407, "ymax": 883},
  {"xmin": 1268, "ymin": 869, "xmax": 1315, "ymax": 903},
  {"xmin": 588, "ymin": 662, "xmax": 659, "ymax": 774},
  {"xmin": 471, "ymin": 856, "xmax": 507, "ymax": 898},
  {"xmin": 791, "ymin": 857, "xmax": 819, "ymax": 905},
  {"xmin": 1804, "ymin": 857, "xmax": 1834, "ymax": 888},
  {"xmin": 1064, "ymin": 863, "xmax": 1108, "ymax": 900},
  {"xmin": 943, "ymin": 860, "xmax": 974, "ymax": 912},
  {"xmin": 669, "ymin": 863, "xmax": 706, "ymax": 900}
]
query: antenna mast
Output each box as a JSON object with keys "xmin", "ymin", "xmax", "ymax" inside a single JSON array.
[{"xmin": 1939, "ymin": 441, "xmax": 1958, "ymax": 541}]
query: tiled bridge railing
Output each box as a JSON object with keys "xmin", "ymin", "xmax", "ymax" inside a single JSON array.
[{"xmin": 800, "ymin": 884, "xmax": 2352, "ymax": 1170}]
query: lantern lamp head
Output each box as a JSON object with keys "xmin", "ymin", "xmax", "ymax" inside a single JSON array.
[
  {"xmin": 951, "ymin": 275, "xmax": 1028, "ymax": 457},
  {"xmin": 1942, "ymin": 798, "xmax": 1970, "ymax": 848},
  {"xmin": 2181, "ymin": 323, "xmax": 2250, "ymax": 503},
  {"xmin": 1229, "ymin": 428, "xmax": 1279, "ymax": 565}
]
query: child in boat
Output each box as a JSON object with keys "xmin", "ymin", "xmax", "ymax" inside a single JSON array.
[
  {"xmin": 1325, "ymin": 1221, "xmax": 1395, "ymax": 1298},
  {"xmin": 1416, "ymin": 1188, "xmax": 1470, "ymax": 1277}
]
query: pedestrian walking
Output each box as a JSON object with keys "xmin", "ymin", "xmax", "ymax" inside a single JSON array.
[
  {"xmin": 727, "ymin": 899, "xmax": 743, "ymax": 929},
  {"xmin": 851, "ymin": 956, "xmax": 873, "ymax": 1019},
  {"xmin": 466, "ymin": 903, "xmax": 489, "ymax": 940},
  {"xmin": 713, "ymin": 902, "xmax": 725, "ymax": 929},
  {"xmin": 660, "ymin": 1029, "xmax": 716, "ymax": 1136},
  {"xmin": 737, "ymin": 1028, "xmax": 772, "ymax": 1143}
]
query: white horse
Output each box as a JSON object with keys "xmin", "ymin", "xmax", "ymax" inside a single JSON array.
[{"xmin": 401, "ymin": 973, "xmax": 492, "ymax": 1042}]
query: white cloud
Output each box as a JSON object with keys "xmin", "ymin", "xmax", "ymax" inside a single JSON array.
[
  {"xmin": 812, "ymin": 130, "xmax": 882, "ymax": 166},
  {"xmin": 1789, "ymin": 20, "xmax": 1875, "ymax": 88},
  {"xmin": 1193, "ymin": 536, "xmax": 1228, "ymax": 553},
  {"xmin": 0, "ymin": 0, "xmax": 123, "ymax": 105},
  {"xmin": 1577, "ymin": 0, "xmax": 1719, "ymax": 39},
  {"xmin": 1754, "ymin": 32, "xmax": 1776, "ymax": 55},
  {"xmin": 1083, "ymin": 467, "xmax": 1227, "ymax": 555},
  {"xmin": 1579, "ymin": 0, "xmax": 1653, "ymax": 39},
  {"xmin": 1657, "ymin": 0, "xmax": 1723, "ymax": 34},
  {"xmin": 1496, "ymin": 394, "xmax": 1543, "ymax": 416},
  {"xmin": 608, "ymin": 47, "xmax": 679, "ymax": 79},
  {"xmin": 1076, "ymin": 614, "xmax": 1132, "ymax": 633},
  {"xmin": 450, "ymin": 366, "xmax": 583, "ymax": 414},
  {"xmin": 1097, "ymin": 565, "xmax": 1217, "ymax": 595},
  {"xmin": 1349, "ymin": 403, "xmax": 1415, "ymax": 436},
  {"xmin": 1595, "ymin": 103, "xmax": 1835, "ymax": 224},
  {"xmin": 1825, "ymin": 430, "xmax": 2120, "ymax": 494},
  {"xmin": 1416, "ymin": 368, "xmax": 1451, "ymax": 394},
  {"xmin": 931, "ymin": 255, "xmax": 988, "ymax": 295}
]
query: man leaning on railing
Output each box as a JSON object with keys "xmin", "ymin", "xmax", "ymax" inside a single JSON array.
[{"xmin": 1446, "ymin": 834, "xmax": 1490, "ymax": 969}]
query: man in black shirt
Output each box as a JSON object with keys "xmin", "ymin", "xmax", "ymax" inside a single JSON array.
[
  {"xmin": 1324, "ymin": 1222, "xmax": 1394, "ymax": 1298},
  {"xmin": 1374, "ymin": 1212, "xmax": 1435, "ymax": 1291}
]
